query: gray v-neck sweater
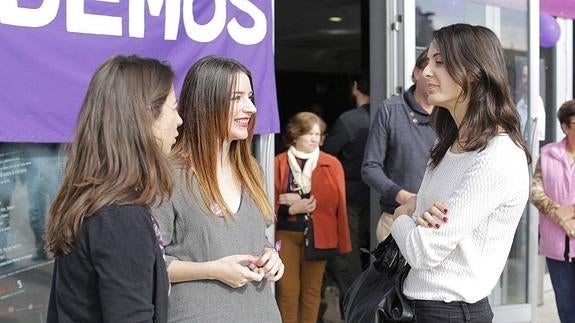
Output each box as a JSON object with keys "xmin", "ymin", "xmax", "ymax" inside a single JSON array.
[{"xmin": 152, "ymin": 169, "xmax": 281, "ymax": 322}]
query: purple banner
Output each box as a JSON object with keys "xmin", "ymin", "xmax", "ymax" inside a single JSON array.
[{"xmin": 0, "ymin": 0, "xmax": 279, "ymax": 142}]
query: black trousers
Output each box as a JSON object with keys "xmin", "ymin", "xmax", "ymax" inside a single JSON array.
[{"xmin": 413, "ymin": 297, "xmax": 493, "ymax": 323}]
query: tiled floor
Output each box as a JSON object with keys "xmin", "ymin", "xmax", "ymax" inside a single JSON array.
[{"xmin": 321, "ymin": 284, "xmax": 561, "ymax": 323}]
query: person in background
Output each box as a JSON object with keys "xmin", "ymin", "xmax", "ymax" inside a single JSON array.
[
  {"xmin": 361, "ymin": 49, "xmax": 436, "ymax": 241},
  {"xmin": 390, "ymin": 24, "xmax": 530, "ymax": 322},
  {"xmin": 275, "ymin": 111, "xmax": 352, "ymax": 323},
  {"xmin": 46, "ymin": 55, "xmax": 182, "ymax": 323},
  {"xmin": 530, "ymin": 99, "xmax": 575, "ymax": 323},
  {"xmin": 516, "ymin": 63, "xmax": 546, "ymax": 142},
  {"xmin": 153, "ymin": 56, "xmax": 283, "ymax": 322},
  {"xmin": 321, "ymin": 70, "xmax": 370, "ymax": 318}
]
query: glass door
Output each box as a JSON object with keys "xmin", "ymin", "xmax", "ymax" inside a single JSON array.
[{"xmin": 381, "ymin": 0, "xmax": 538, "ymax": 321}]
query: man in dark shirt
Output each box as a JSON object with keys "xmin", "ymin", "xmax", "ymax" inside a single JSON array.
[
  {"xmin": 322, "ymin": 70, "xmax": 371, "ymax": 317},
  {"xmin": 361, "ymin": 49, "xmax": 436, "ymax": 241}
]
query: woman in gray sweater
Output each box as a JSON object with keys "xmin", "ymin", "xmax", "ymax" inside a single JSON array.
[{"xmin": 153, "ymin": 56, "xmax": 283, "ymax": 322}]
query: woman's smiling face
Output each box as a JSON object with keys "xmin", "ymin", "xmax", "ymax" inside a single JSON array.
[{"xmin": 228, "ymin": 72, "xmax": 256, "ymax": 141}]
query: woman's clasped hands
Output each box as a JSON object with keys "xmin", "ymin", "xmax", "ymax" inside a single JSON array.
[
  {"xmin": 553, "ymin": 205, "xmax": 575, "ymax": 238},
  {"xmin": 416, "ymin": 200, "xmax": 450, "ymax": 229},
  {"xmin": 279, "ymin": 193, "xmax": 317, "ymax": 215},
  {"xmin": 215, "ymin": 248, "xmax": 285, "ymax": 288},
  {"xmin": 392, "ymin": 196, "xmax": 450, "ymax": 229},
  {"xmin": 249, "ymin": 247, "xmax": 285, "ymax": 282}
]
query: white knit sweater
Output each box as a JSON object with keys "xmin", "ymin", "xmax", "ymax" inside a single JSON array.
[{"xmin": 391, "ymin": 134, "xmax": 529, "ymax": 303}]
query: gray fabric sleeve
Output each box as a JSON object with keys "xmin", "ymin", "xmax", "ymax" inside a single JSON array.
[{"xmin": 361, "ymin": 102, "xmax": 402, "ymax": 200}]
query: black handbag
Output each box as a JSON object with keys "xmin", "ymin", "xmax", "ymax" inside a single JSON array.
[
  {"xmin": 342, "ymin": 234, "xmax": 414, "ymax": 323},
  {"xmin": 303, "ymin": 213, "xmax": 338, "ymax": 260}
]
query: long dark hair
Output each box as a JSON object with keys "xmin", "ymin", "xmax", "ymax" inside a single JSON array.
[
  {"xmin": 429, "ymin": 24, "xmax": 531, "ymax": 168},
  {"xmin": 173, "ymin": 55, "xmax": 273, "ymax": 222},
  {"xmin": 46, "ymin": 55, "xmax": 175, "ymax": 257}
]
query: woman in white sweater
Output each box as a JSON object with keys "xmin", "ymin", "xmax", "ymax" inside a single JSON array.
[{"xmin": 389, "ymin": 24, "xmax": 531, "ymax": 322}]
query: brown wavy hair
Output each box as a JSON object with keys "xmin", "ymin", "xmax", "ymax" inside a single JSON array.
[
  {"xmin": 173, "ymin": 56, "xmax": 273, "ymax": 222},
  {"xmin": 46, "ymin": 55, "xmax": 175, "ymax": 257},
  {"xmin": 282, "ymin": 111, "xmax": 326, "ymax": 147},
  {"xmin": 428, "ymin": 24, "xmax": 531, "ymax": 168}
]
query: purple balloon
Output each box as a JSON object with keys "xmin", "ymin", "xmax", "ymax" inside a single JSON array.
[{"xmin": 540, "ymin": 13, "xmax": 561, "ymax": 48}]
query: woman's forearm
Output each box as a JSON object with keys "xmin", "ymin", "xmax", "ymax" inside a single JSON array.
[
  {"xmin": 167, "ymin": 260, "xmax": 218, "ymax": 283},
  {"xmin": 530, "ymin": 159, "xmax": 559, "ymax": 216}
]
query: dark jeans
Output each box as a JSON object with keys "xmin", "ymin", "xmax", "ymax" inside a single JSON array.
[
  {"xmin": 413, "ymin": 297, "xmax": 493, "ymax": 323},
  {"xmin": 546, "ymin": 257, "xmax": 575, "ymax": 323},
  {"xmin": 321, "ymin": 200, "xmax": 368, "ymax": 320},
  {"xmin": 326, "ymin": 200, "xmax": 368, "ymax": 288}
]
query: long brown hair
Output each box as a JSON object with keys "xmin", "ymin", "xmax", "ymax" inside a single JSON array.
[
  {"xmin": 173, "ymin": 55, "xmax": 273, "ymax": 222},
  {"xmin": 428, "ymin": 24, "xmax": 531, "ymax": 168},
  {"xmin": 46, "ymin": 55, "xmax": 175, "ymax": 257}
]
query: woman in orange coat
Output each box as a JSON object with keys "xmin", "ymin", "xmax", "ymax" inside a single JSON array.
[{"xmin": 275, "ymin": 112, "xmax": 352, "ymax": 323}]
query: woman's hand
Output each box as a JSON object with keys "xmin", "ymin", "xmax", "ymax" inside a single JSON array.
[
  {"xmin": 213, "ymin": 255, "xmax": 265, "ymax": 288},
  {"xmin": 248, "ymin": 247, "xmax": 285, "ymax": 282},
  {"xmin": 554, "ymin": 205, "xmax": 575, "ymax": 225},
  {"xmin": 391, "ymin": 195, "xmax": 417, "ymax": 220},
  {"xmin": 560, "ymin": 218, "xmax": 575, "ymax": 238},
  {"xmin": 278, "ymin": 193, "xmax": 301, "ymax": 206},
  {"xmin": 288, "ymin": 195, "xmax": 316, "ymax": 214},
  {"xmin": 415, "ymin": 201, "xmax": 449, "ymax": 229}
]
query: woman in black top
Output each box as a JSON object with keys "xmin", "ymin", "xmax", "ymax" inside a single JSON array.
[{"xmin": 45, "ymin": 55, "xmax": 182, "ymax": 322}]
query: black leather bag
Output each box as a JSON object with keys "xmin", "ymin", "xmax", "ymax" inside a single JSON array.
[
  {"xmin": 343, "ymin": 235, "xmax": 414, "ymax": 323},
  {"xmin": 303, "ymin": 213, "xmax": 338, "ymax": 260}
]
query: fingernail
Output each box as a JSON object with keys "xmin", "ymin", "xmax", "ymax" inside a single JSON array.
[
  {"xmin": 435, "ymin": 224, "xmax": 440, "ymax": 228},
  {"xmin": 443, "ymin": 217, "xmax": 448, "ymax": 222},
  {"xmin": 428, "ymin": 223, "xmax": 433, "ymax": 227},
  {"xmin": 444, "ymin": 208, "xmax": 448, "ymax": 213}
]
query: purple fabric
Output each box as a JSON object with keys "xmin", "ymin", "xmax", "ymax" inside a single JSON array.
[{"xmin": 0, "ymin": 0, "xmax": 279, "ymax": 142}]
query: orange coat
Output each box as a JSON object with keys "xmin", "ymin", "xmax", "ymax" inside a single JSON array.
[{"xmin": 275, "ymin": 151, "xmax": 352, "ymax": 254}]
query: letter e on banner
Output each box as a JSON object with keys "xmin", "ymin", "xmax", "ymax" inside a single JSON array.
[{"xmin": 67, "ymin": 0, "xmax": 122, "ymax": 36}]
